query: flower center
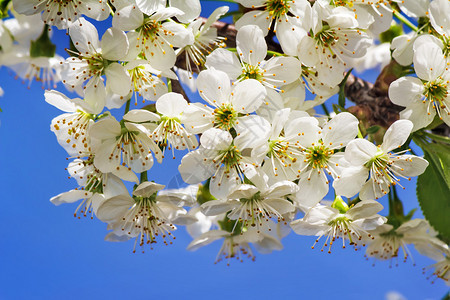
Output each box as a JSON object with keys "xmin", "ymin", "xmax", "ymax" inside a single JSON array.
[
  {"xmin": 124, "ymin": 196, "xmax": 176, "ymax": 253},
  {"xmin": 315, "ymin": 25, "xmax": 338, "ymax": 48},
  {"xmin": 268, "ymin": 139, "xmax": 298, "ymax": 162},
  {"xmin": 330, "ymin": 0, "xmax": 354, "ymax": 7},
  {"xmin": 217, "ymin": 146, "xmax": 242, "ymax": 171},
  {"xmin": 239, "ymin": 63, "xmax": 264, "ymax": 81},
  {"xmin": 424, "ymin": 80, "xmax": 448, "ymax": 104},
  {"xmin": 236, "ymin": 192, "xmax": 286, "ymax": 231},
  {"xmin": 265, "ymin": 0, "xmax": 291, "ymax": 18},
  {"xmin": 305, "ymin": 144, "xmax": 333, "ymax": 169},
  {"xmin": 107, "ymin": 125, "xmax": 150, "ymax": 170},
  {"xmin": 139, "ymin": 19, "xmax": 163, "ymax": 41},
  {"xmin": 86, "ymin": 53, "xmax": 108, "ymax": 76},
  {"xmin": 216, "ymin": 236, "xmax": 255, "ymax": 265},
  {"xmin": 157, "ymin": 116, "xmax": 182, "ymax": 147},
  {"xmin": 55, "ymin": 110, "xmax": 94, "ymax": 151},
  {"xmin": 364, "ymin": 149, "xmax": 390, "ymax": 173},
  {"xmin": 311, "ymin": 213, "xmax": 369, "ymax": 253},
  {"xmin": 214, "ymin": 104, "xmax": 238, "ymax": 130}
]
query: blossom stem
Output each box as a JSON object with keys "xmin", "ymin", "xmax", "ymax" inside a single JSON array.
[
  {"xmin": 357, "ymin": 125, "xmax": 364, "ymax": 139},
  {"xmin": 124, "ymin": 99, "xmax": 131, "ymax": 114},
  {"xmin": 393, "ymin": 11, "xmax": 418, "ymax": 32},
  {"xmin": 388, "ymin": 185, "xmax": 405, "ymax": 227},
  {"xmin": 167, "ymin": 78, "xmax": 172, "ymax": 93},
  {"xmin": 321, "ymin": 104, "xmax": 330, "ymax": 116},
  {"xmin": 140, "ymin": 171, "xmax": 148, "ymax": 183},
  {"xmin": 267, "ymin": 50, "xmax": 284, "ymax": 57}
]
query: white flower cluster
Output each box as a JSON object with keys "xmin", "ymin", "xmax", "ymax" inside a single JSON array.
[{"xmin": 1, "ymin": 0, "xmax": 449, "ymax": 285}]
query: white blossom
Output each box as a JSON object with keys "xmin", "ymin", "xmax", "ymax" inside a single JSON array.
[
  {"xmin": 291, "ymin": 198, "xmax": 386, "ymax": 253},
  {"xmin": 334, "ymin": 120, "xmax": 429, "ymax": 200}
]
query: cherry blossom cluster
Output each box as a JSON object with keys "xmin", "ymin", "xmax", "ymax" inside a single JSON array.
[{"xmin": 1, "ymin": 0, "xmax": 449, "ymax": 285}]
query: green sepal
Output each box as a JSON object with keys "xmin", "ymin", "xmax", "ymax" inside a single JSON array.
[
  {"xmin": 30, "ymin": 25, "xmax": 56, "ymax": 58},
  {"xmin": 404, "ymin": 208, "xmax": 417, "ymax": 222},
  {"xmin": 197, "ymin": 179, "xmax": 216, "ymax": 205},
  {"xmin": 331, "ymin": 196, "xmax": 349, "ymax": 214},
  {"xmin": 218, "ymin": 217, "xmax": 244, "ymax": 236},
  {"xmin": 379, "ymin": 23, "xmax": 403, "ymax": 44},
  {"xmin": 0, "ymin": 0, "xmax": 10, "ymax": 19},
  {"xmin": 332, "ymin": 104, "xmax": 347, "ymax": 115},
  {"xmin": 338, "ymin": 69, "xmax": 352, "ymax": 108}
]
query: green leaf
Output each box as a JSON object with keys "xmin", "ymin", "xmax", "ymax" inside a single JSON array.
[
  {"xmin": 423, "ymin": 143, "xmax": 450, "ymax": 186},
  {"xmin": 366, "ymin": 125, "xmax": 380, "ymax": 134},
  {"xmin": 417, "ymin": 142, "xmax": 450, "ymax": 240}
]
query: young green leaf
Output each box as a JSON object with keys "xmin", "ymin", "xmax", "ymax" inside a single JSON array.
[{"xmin": 417, "ymin": 143, "xmax": 450, "ymax": 241}]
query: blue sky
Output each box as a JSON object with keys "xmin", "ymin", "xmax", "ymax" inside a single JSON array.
[{"xmin": 0, "ymin": 1, "xmax": 448, "ymax": 299}]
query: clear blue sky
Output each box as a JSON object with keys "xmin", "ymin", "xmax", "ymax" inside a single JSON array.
[{"xmin": 0, "ymin": 2, "xmax": 448, "ymax": 299}]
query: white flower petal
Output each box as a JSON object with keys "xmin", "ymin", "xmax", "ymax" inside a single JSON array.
[
  {"xmin": 112, "ymin": 4, "xmax": 143, "ymax": 31},
  {"xmin": 201, "ymin": 200, "xmax": 237, "ymax": 216},
  {"xmin": 321, "ymin": 112, "xmax": 359, "ymax": 148},
  {"xmin": 381, "ymin": 120, "xmax": 413, "ymax": 153},
  {"xmin": 277, "ymin": 16, "xmax": 307, "ymax": 56},
  {"xmin": 105, "ymin": 63, "xmax": 131, "ymax": 96},
  {"xmin": 50, "ymin": 189, "xmax": 92, "ymax": 206},
  {"xmin": 235, "ymin": 10, "xmax": 271, "ymax": 37},
  {"xmin": 236, "ymin": 25, "xmax": 267, "ymax": 66},
  {"xmin": 156, "ymin": 92, "xmax": 188, "ymax": 117},
  {"xmin": 135, "ymin": 0, "xmax": 165, "ymax": 15},
  {"xmin": 205, "ymin": 48, "xmax": 242, "ymax": 80},
  {"xmin": 388, "ymin": 76, "xmax": 424, "ymax": 107},
  {"xmin": 69, "ymin": 18, "xmax": 100, "ymax": 54},
  {"xmin": 123, "ymin": 109, "xmax": 160, "ymax": 123},
  {"xmin": 344, "ymin": 139, "xmax": 377, "ymax": 166},
  {"xmin": 179, "ymin": 150, "xmax": 216, "ymax": 184},
  {"xmin": 133, "ymin": 181, "xmax": 165, "ymax": 197},
  {"xmin": 197, "ymin": 69, "xmax": 231, "ymax": 106},
  {"xmin": 390, "ymin": 155, "xmax": 429, "ymax": 177},
  {"xmin": 169, "ymin": 0, "xmax": 201, "ymax": 22},
  {"xmin": 266, "ymin": 180, "xmax": 299, "ymax": 198},
  {"xmin": 413, "ymin": 43, "xmax": 445, "ymax": 81},
  {"xmin": 265, "ymin": 198, "xmax": 295, "ymax": 215},
  {"xmin": 263, "ymin": 56, "xmax": 302, "ymax": 87},
  {"xmin": 200, "ymin": 128, "xmax": 232, "ymax": 150},
  {"xmin": 187, "ymin": 230, "xmax": 228, "ymax": 251},
  {"xmin": 96, "ymin": 195, "xmax": 134, "ymax": 222},
  {"xmin": 234, "ymin": 115, "xmax": 271, "ymax": 149},
  {"xmin": 333, "ymin": 166, "xmax": 369, "ymax": 198},
  {"xmin": 346, "ymin": 200, "xmax": 383, "ymax": 221},
  {"xmin": 101, "ymin": 27, "xmax": 129, "ymax": 60},
  {"xmin": 230, "ymin": 79, "xmax": 266, "ymax": 113},
  {"xmin": 290, "ymin": 219, "xmax": 328, "ymax": 236},
  {"xmin": 228, "ymin": 184, "xmax": 259, "ymax": 199},
  {"xmin": 296, "ymin": 170, "xmax": 329, "ymax": 208}
]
